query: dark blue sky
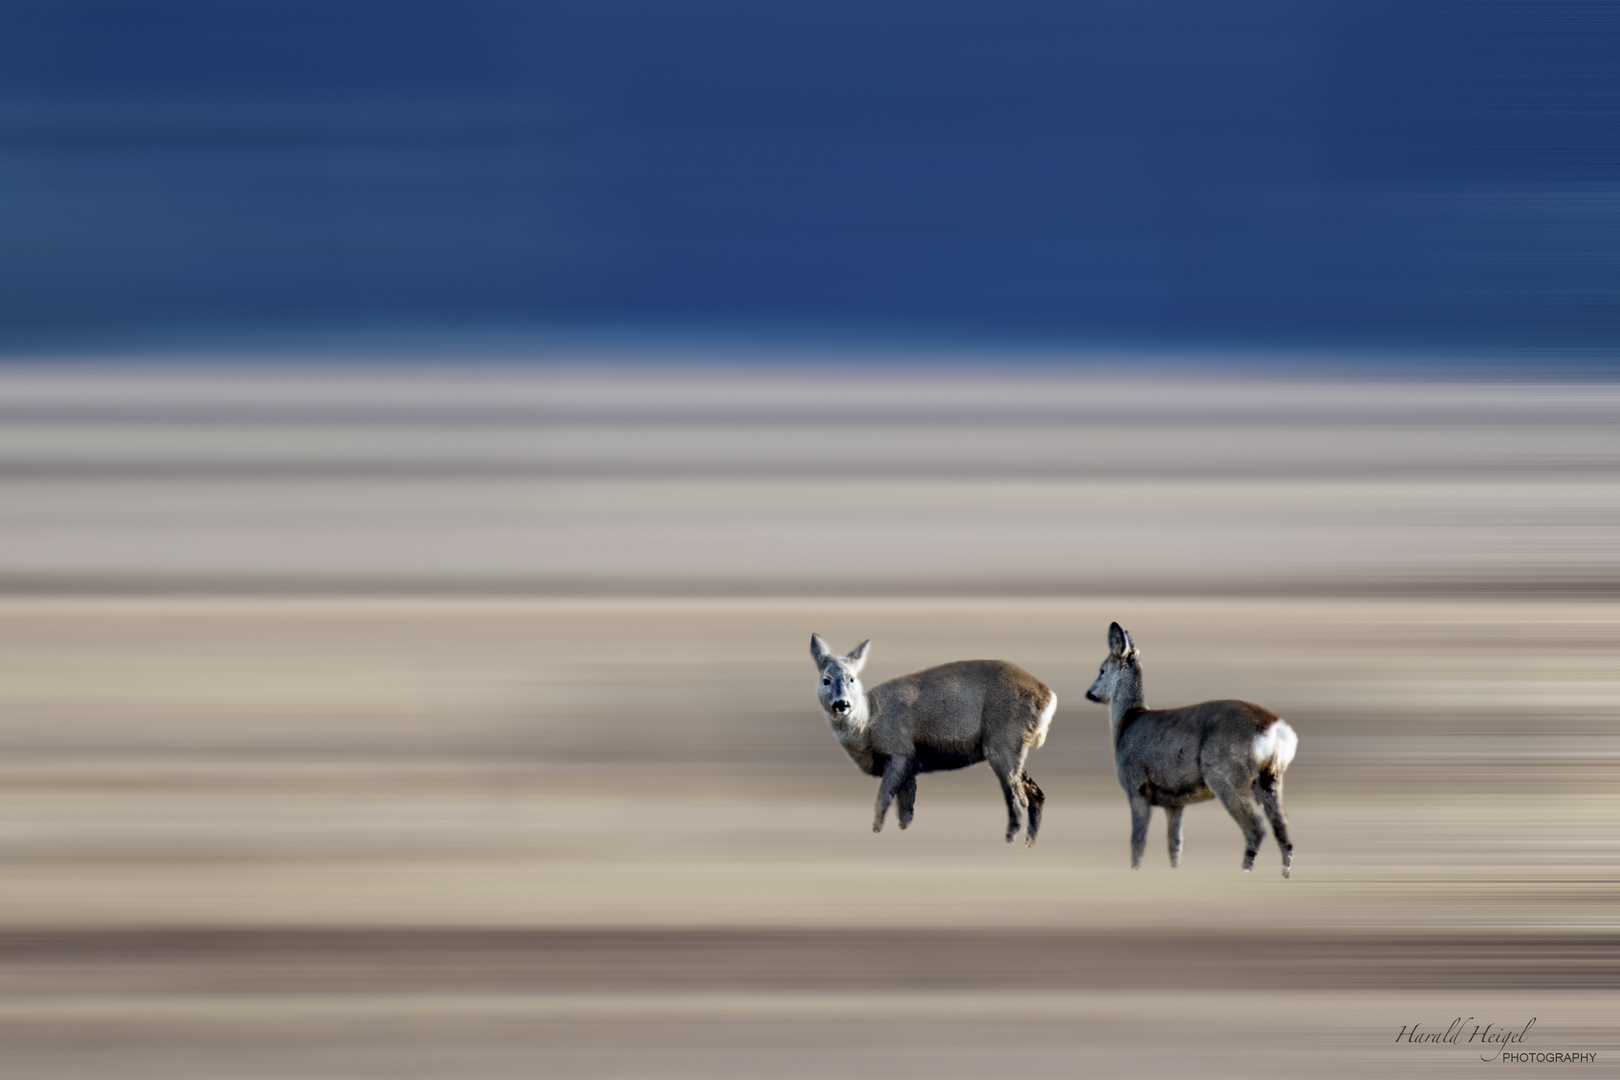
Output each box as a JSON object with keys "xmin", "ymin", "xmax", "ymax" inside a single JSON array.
[{"xmin": 0, "ymin": 1, "xmax": 1615, "ymax": 352}]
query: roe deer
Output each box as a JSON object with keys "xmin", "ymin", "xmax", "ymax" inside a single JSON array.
[
  {"xmin": 810, "ymin": 634, "xmax": 1057, "ymax": 845},
  {"xmin": 1085, "ymin": 622, "xmax": 1298, "ymax": 877}
]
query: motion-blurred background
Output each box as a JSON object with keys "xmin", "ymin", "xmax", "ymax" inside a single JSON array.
[{"xmin": 2, "ymin": 3, "xmax": 1619, "ymax": 1078}]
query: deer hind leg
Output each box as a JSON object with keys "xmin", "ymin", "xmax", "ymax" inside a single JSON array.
[
  {"xmin": 994, "ymin": 768, "xmax": 1025, "ymax": 844},
  {"xmin": 874, "ymin": 756, "xmax": 915, "ymax": 833},
  {"xmin": 1165, "ymin": 804, "xmax": 1184, "ymax": 867},
  {"xmin": 988, "ymin": 747, "xmax": 1030, "ymax": 844},
  {"xmin": 896, "ymin": 774, "xmax": 918, "ymax": 830},
  {"xmin": 1020, "ymin": 771, "xmax": 1045, "ymax": 847},
  {"xmin": 1208, "ymin": 775, "xmax": 1267, "ymax": 871},
  {"xmin": 1255, "ymin": 770, "xmax": 1293, "ymax": 878}
]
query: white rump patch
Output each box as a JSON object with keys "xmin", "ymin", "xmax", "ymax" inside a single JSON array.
[
  {"xmin": 1033, "ymin": 693, "xmax": 1057, "ymax": 748},
  {"xmin": 1252, "ymin": 719, "xmax": 1298, "ymax": 772}
]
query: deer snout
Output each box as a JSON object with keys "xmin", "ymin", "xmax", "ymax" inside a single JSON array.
[
  {"xmin": 831, "ymin": 699, "xmax": 852, "ymax": 715},
  {"xmin": 1085, "ymin": 689, "xmax": 1100, "ymax": 703}
]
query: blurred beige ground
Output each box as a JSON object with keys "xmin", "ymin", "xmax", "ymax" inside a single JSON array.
[{"xmin": 1, "ymin": 365, "xmax": 1617, "ymax": 1078}]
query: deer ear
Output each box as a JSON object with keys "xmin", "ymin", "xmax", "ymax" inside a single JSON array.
[
  {"xmin": 810, "ymin": 633, "xmax": 831, "ymax": 666},
  {"xmin": 1122, "ymin": 629, "xmax": 1136, "ymax": 654},
  {"xmin": 1107, "ymin": 622, "xmax": 1128, "ymax": 656},
  {"xmin": 842, "ymin": 639, "xmax": 871, "ymax": 674}
]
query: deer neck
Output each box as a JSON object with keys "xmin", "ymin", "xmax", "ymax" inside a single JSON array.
[
  {"xmin": 1110, "ymin": 663, "xmax": 1146, "ymax": 741},
  {"xmin": 826, "ymin": 690, "xmax": 873, "ymax": 753}
]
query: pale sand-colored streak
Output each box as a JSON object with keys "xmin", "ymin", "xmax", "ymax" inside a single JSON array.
[
  {"xmin": 0, "ymin": 366, "xmax": 1616, "ymax": 593},
  {"xmin": 0, "ymin": 597, "xmax": 1617, "ymax": 932},
  {"xmin": 1, "ymin": 989, "xmax": 1615, "ymax": 1079},
  {"xmin": 0, "ymin": 367, "xmax": 1616, "ymax": 1076}
]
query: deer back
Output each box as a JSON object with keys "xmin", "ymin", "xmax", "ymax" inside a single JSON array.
[
  {"xmin": 1115, "ymin": 699, "xmax": 1280, "ymax": 790},
  {"xmin": 869, "ymin": 660, "xmax": 1051, "ymax": 755}
]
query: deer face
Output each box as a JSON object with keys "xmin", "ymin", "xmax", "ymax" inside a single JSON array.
[
  {"xmin": 810, "ymin": 634, "xmax": 870, "ymax": 718},
  {"xmin": 1085, "ymin": 621, "xmax": 1137, "ymax": 704}
]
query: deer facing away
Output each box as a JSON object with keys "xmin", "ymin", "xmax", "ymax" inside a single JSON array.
[
  {"xmin": 1085, "ymin": 622, "xmax": 1298, "ymax": 877},
  {"xmin": 810, "ymin": 634, "xmax": 1056, "ymax": 845}
]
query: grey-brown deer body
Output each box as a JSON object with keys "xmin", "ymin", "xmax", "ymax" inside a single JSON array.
[
  {"xmin": 1086, "ymin": 623, "xmax": 1298, "ymax": 876},
  {"xmin": 811, "ymin": 635, "xmax": 1056, "ymax": 845}
]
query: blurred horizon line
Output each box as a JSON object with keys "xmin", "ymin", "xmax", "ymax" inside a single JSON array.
[{"xmin": 1, "ymin": 331, "xmax": 1618, "ymax": 377}]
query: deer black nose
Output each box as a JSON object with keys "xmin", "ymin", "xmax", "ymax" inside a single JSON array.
[
  {"xmin": 1085, "ymin": 690, "xmax": 1100, "ymax": 703},
  {"xmin": 832, "ymin": 700, "xmax": 851, "ymax": 714}
]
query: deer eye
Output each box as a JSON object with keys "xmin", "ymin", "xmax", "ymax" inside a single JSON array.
[{"xmin": 822, "ymin": 677, "xmax": 831, "ymax": 685}]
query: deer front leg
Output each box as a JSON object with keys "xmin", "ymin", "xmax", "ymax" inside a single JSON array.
[
  {"xmin": 1128, "ymin": 791, "xmax": 1152, "ymax": 869},
  {"xmin": 874, "ymin": 755, "xmax": 913, "ymax": 833},
  {"xmin": 1165, "ymin": 805, "xmax": 1184, "ymax": 867}
]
